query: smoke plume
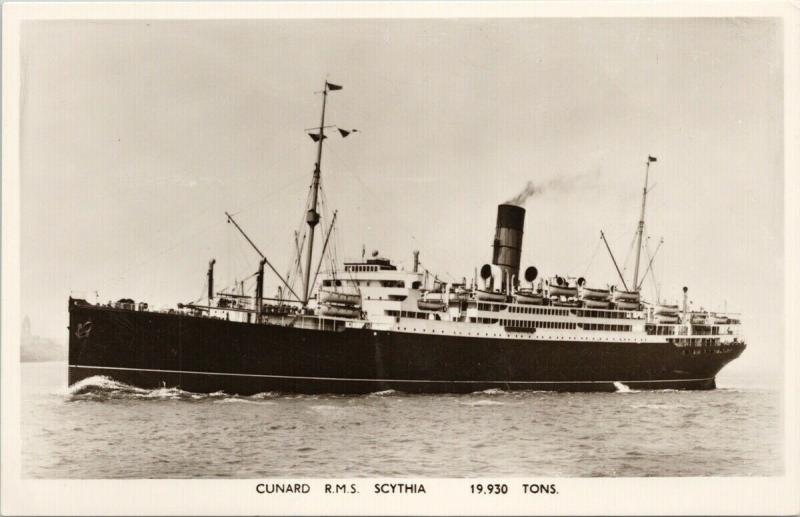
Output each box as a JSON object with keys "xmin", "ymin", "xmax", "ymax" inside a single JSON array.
[
  {"xmin": 506, "ymin": 181, "xmax": 541, "ymax": 206},
  {"xmin": 505, "ymin": 171, "xmax": 599, "ymax": 206}
]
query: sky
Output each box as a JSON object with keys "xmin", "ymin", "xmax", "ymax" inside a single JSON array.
[{"xmin": 20, "ymin": 18, "xmax": 783, "ymax": 380}]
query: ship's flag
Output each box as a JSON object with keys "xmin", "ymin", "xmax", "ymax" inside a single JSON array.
[
  {"xmin": 308, "ymin": 132, "xmax": 327, "ymax": 142},
  {"xmin": 326, "ymin": 82, "xmax": 343, "ymax": 91},
  {"xmin": 648, "ymin": 155, "xmax": 658, "ymax": 162},
  {"xmin": 337, "ymin": 128, "xmax": 359, "ymax": 138}
]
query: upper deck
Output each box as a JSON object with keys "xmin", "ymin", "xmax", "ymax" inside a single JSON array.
[{"xmin": 315, "ymin": 257, "xmax": 742, "ymax": 341}]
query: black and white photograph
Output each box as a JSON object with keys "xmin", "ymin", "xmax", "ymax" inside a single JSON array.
[{"xmin": 2, "ymin": 2, "xmax": 798, "ymax": 515}]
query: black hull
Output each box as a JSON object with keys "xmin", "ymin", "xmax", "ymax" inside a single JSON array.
[{"xmin": 68, "ymin": 300, "xmax": 744, "ymax": 394}]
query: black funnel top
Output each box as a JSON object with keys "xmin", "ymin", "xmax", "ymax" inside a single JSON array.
[{"xmin": 496, "ymin": 204, "xmax": 526, "ymax": 231}]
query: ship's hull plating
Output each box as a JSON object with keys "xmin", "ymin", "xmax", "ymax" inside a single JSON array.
[{"xmin": 68, "ymin": 301, "xmax": 745, "ymax": 394}]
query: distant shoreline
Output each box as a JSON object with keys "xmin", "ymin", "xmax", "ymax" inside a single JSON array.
[{"xmin": 20, "ymin": 337, "xmax": 66, "ymax": 363}]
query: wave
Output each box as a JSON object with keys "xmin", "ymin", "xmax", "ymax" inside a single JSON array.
[
  {"xmin": 68, "ymin": 375, "xmax": 152, "ymax": 399},
  {"xmin": 612, "ymin": 382, "xmax": 641, "ymax": 393},
  {"xmin": 66, "ymin": 376, "xmax": 278, "ymax": 402},
  {"xmin": 369, "ymin": 389, "xmax": 400, "ymax": 397},
  {"xmin": 474, "ymin": 388, "xmax": 507, "ymax": 395},
  {"xmin": 68, "ymin": 376, "xmax": 718, "ymax": 402},
  {"xmin": 250, "ymin": 391, "xmax": 282, "ymax": 399},
  {"xmin": 213, "ymin": 397, "xmax": 270, "ymax": 405},
  {"xmin": 460, "ymin": 399, "xmax": 506, "ymax": 407}
]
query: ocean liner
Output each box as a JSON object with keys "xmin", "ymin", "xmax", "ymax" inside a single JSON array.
[{"xmin": 68, "ymin": 82, "xmax": 745, "ymax": 394}]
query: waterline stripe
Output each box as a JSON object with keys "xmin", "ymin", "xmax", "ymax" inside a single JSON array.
[{"xmin": 69, "ymin": 365, "xmax": 713, "ymax": 384}]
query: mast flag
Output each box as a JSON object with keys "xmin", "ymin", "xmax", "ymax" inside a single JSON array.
[
  {"xmin": 648, "ymin": 155, "xmax": 658, "ymax": 162},
  {"xmin": 326, "ymin": 82, "xmax": 343, "ymax": 91},
  {"xmin": 337, "ymin": 128, "xmax": 358, "ymax": 138},
  {"xmin": 308, "ymin": 133, "xmax": 327, "ymax": 142}
]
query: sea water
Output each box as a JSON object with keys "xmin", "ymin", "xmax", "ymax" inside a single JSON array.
[{"xmin": 21, "ymin": 362, "xmax": 782, "ymax": 478}]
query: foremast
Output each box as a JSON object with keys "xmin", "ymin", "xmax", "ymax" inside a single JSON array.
[{"xmin": 303, "ymin": 81, "xmax": 346, "ymax": 305}]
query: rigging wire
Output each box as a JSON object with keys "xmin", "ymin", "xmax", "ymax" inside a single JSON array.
[
  {"xmin": 222, "ymin": 217, "xmax": 260, "ymax": 295},
  {"xmin": 580, "ymin": 236, "xmax": 603, "ymax": 278},
  {"xmin": 620, "ymin": 223, "xmax": 639, "ymax": 278},
  {"xmin": 105, "ymin": 219, "xmax": 228, "ymax": 289},
  {"xmin": 319, "ymin": 183, "xmax": 353, "ymax": 295},
  {"xmin": 190, "ymin": 276, "xmax": 209, "ymax": 306},
  {"xmin": 285, "ymin": 181, "xmax": 312, "ymax": 293},
  {"xmin": 644, "ymin": 237, "xmax": 661, "ymax": 303},
  {"xmin": 272, "ymin": 174, "xmax": 314, "ymax": 298},
  {"xmin": 310, "ymin": 180, "xmax": 361, "ymax": 297},
  {"xmin": 98, "ymin": 166, "xmax": 312, "ymax": 298},
  {"xmin": 327, "ymin": 145, "xmax": 466, "ymax": 281},
  {"xmin": 285, "ymin": 231, "xmax": 306, "ymax": 295}
]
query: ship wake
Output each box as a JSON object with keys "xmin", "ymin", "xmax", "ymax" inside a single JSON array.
[
  {"xmin": 66, "ymin": 376, "xmax": 281, "ymax": 402},
  {"xmin": 613, "ymin": 382, "xmax": 640, "ymax": 393},
  {"xmin": 369, "ymin": 389, "xmax": 400, "ymax": 397}
]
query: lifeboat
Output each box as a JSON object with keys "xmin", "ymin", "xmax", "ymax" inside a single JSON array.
[
  {"xmin": 690, "ymin": 313, "xmax": 708, "ymax": 324},
  {"xmin": 614, "ymin": 300, "xmax": 640, "ymax": 310},
  {"xmin": 417, "ymin": 299, "xmax": 446, "ymax": 311},
  {"xmin": 475, "ymin": 289, "xmax": 506, "ymax": 302},
  {"xmin": 546, "ymin": 277, "xmax": 577, "ymax": 297},
  {"xmin": 579, "ymin": 286, "xmax": 610, "ymax": 301},
  {"xmin": 712, "ymin": 315, "xmax": 729, "ymax": 325},
  {"xmin": 655, "ymin": 314, "xmax": 679, "ymax": 324},
  {"xmin": 423, "ymin": 291, "xmax": 442, "ymax": 299},
  {"xmin": 418, "ymin": 287, "xmax": 467, "ymax": 309},
  {"xmin": 612, "ymin": 288, "xmax": 640, "ymax": 302},
  {"xmin": 548, "ymin": 285, "xmax": 577, "ymax": 297},
  {"xmin": 448, "ymin": 290, "xmax": 470, "ymax": 303},
  {"xmin": 552, "ymin": 299, "xmax": 581, "ymax": 308},
  {"xmin": 319, "ymin": 289, "xmax": 361, "ymax": 306},
  {"xmin": 582, "ymin": 299, "xmax": 610, "ymax": 309},
  {"xmin": 655, "ymin": 304, "xmax": 679, "ymax": 316},
  {"xmin": 319, "ymin": 304, "xmax": 360, "ymax": 318},
  {"xmin": 515, "ymin": 289, "xmax": 544, "ymax": 305}
]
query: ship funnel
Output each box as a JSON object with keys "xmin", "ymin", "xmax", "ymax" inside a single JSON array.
[{"xmin": 492, "ymin": 204, "xmax": 525, "ymax": 292}]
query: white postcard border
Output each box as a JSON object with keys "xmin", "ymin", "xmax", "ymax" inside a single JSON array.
[{"xmin": 2, "ymin": 2, "xmax": 798, "ymax": 515}]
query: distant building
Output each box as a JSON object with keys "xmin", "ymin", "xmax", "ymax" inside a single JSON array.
[{"xmin": 22, "ymin": 315, "xmax": 31, "ymax": 341}]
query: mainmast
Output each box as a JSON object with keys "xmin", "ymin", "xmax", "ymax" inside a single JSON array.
[
  {"xmin": 632, "ymin": 156, "xmax": 657, "ymax": 289},
  {"xmin": 303, "ymin": 81, "xmax": 343, "ymax": 305}
]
